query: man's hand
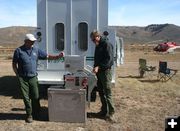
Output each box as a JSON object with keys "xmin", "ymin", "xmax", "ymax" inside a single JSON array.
[
  {"xmin": 48, "ymin": 52, "xmax": 64, "ymax": 60},
  {"xmin": 93, "ymin": 66, "xmax": 99, "ymax": 74},
  {"xmin": 12, "ymin": 62, "xmax": 19, "ymax": 77},
  {"xmin": 58, "ymin": 52, "xmax": 64, "ymax": 58}
]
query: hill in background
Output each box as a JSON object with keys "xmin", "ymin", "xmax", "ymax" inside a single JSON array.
[
  {"xmin": 0, "ymin": 26, "xmax": 35, "ymax": 47},
  {"xmin": 115, "ymin": 24, "xmax": 180, "ymax": 45},
  {"xmin": 0, "ymin": 24, "xmax": 180, "ymax": 47}
]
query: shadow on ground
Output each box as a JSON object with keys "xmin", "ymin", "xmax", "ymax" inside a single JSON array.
[
  {"xmin": 0, "ymin": 106, "xmax": 48, "ymax": 121},
  {"xmin": 118, "ymin": 75, "xmax": 160, "ymax": 83},
  {"xmin": 118, "ymin": 75, "xmax": 142, "ymax": 78},
  {"xmin": 139, "ymin": 79, "xmax": 160, "ymax": 83},
  {"xmin": 0, "ymin": 76, "xmax": 49, "ymax": 99},
  {"xmin": 39, "ymin": 106, "xmax": 49, "ymax": 121},
  {"xmin": 0, "ymin": 113, "xmax": 25, "ymax": 120},
  {"xmin": 0, "ymin": 76, "xmax": 21, "ymax": 99},
  {"xmin": 87, "ymin": 112, "xmax": 106, "ymax": 120}
]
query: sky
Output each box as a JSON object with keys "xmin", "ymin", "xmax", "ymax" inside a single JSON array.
[{"xmin": 0, "ymin": 0, "xmax": 180, "ymax": 28}]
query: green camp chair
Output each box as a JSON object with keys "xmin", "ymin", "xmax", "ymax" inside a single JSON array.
[{"xmin": 139, "ymin": 58, "xmax": 156, "ymax": 78}]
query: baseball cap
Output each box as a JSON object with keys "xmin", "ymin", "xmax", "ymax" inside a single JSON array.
[{"xmin": 25, "ymin": 34, "xmax": 37, "ymax": 41}]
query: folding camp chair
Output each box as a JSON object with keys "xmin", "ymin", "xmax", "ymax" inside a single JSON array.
[
  {"xmin": 158, "ymin": 61, "xmax": 178, "ymax": 82},
  {"xmin": 139, "ymin": 58, "xmax": 156, "ymax": 78}
]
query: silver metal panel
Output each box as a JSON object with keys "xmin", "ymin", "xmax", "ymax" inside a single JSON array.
[
  {"xmin": 36, "ymin": 0, "xmax": 121, "ymax": 85},
  {"xmin": 37, "ymin": 70, "xmax": 66, "ymax": 85},
  {"xmin": 48, "ymin": 88, "xmax": 86, "ymax": 123},
  {"xmin": 36, "ymin": 0, "xmax": 47, "ymax": 69},
  {"xmin": 116, "ymin": 37, "xmax": 124, "ymax": 66},
  {"xmin": 99, "ymin": 0, "xmax": 108, "ymax": 29},
  {"xmin": 64, "ymin": 55, "xmax": 85, "ymax": 73},
  {"xmin": 72, "ymin": 0, "xmax": 95, "ymax": 55},
  {"xmin": 46, "ymin": 0, "xmax": 70, "ymax": 69}
]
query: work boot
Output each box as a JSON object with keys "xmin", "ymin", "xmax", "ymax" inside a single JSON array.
[
  {"xmin": 96, "ymin": 111, "xmax": 107, "ymax": 117},
  {"xmin": 105, "ymin": 114, "xmax": 116, "ymax": 123},
  {"xmin": 25, "ymin": 115, "xmax": 33, "ymax": 123},
  {"xmin": 109, "ymin": 111, "xmax": 115, "ymax": 116}
]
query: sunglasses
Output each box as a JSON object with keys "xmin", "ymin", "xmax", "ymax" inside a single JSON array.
[{"xmin": 91, "ymin": 36, "xmax": 99, "ymax": 41}]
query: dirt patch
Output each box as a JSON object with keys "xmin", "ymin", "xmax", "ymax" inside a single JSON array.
[{"xmin": 0, "ymin": 50, "xmax": 180, "ymax": 131}]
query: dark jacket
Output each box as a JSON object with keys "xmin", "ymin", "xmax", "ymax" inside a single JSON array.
[{"xmin": 94, "ymin": 37, "xmax": 114, "ymax": 70}]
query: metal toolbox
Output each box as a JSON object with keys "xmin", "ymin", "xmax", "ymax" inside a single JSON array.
[{"xmin": 48, "ymin": 88, "xmax": 86, "ymax": 123}]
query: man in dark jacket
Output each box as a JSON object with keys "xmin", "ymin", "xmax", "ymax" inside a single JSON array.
[{"xmin": 90, "ymin": 30, "xmax": 115, "ymax": 121}]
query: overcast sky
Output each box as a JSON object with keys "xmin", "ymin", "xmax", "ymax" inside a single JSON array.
[{"xmin": 0, "ymin": 0, "xmax": 180, "ymax": 28}]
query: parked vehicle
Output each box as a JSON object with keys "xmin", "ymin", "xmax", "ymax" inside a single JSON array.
[{"xmin": 35, "ymin": 0, "xmax": 124, "ymax": 86}]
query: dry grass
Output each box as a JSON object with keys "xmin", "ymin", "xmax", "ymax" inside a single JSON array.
[{"xmin": 0, "ymin": 49, "xmax": 180, "ymax": 131}]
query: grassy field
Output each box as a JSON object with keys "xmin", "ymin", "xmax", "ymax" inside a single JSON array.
[{"xmin": 0, "ymin": 49, "xmax": 180, "ymax": 131}]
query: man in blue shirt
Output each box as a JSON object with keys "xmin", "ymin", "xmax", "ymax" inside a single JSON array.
[{"xmin": 12, "ymin": 34, "xmax": 63, "ymax": 123}]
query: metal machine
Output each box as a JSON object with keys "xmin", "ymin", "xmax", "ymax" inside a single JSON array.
[
  {"xmin": 36, "ymin": 0, "xmax": 124, "ymax": 85},
  {"xmin": 36, "ymin": 0, "xmax": 124, "ymax": 122},
  {"xmin": 48, "ymin": 55, "xmax": 96, "ymax": 122},
  {"xmin": 64, "ymin": 55, "xmax": 97, "ymax": 105}
]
